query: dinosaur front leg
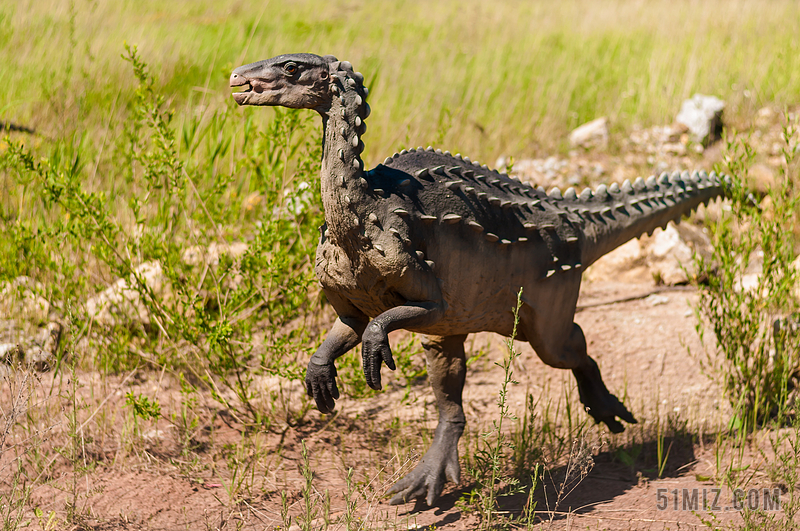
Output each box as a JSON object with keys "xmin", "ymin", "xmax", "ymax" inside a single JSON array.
[
  {"xmin": 361, "ymin": 301, "xmax": 443, "ymax": 390},
  {"xmin": 389, "ymin": 334, "xmax": 467, "ymax": 506},
  {"xmin": 305, "ymin": 293, "xmax": 369, "ymax": 413}
]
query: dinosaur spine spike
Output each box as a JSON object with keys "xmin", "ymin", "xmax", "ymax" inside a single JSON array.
[
  {"xmin": 389, "ymin": 228, "xmax": 401, "ymax": 237},
  {"xmin": 484, "ymin": 233, "xmax": 499, "ymax": 242},
  {"xmin": 488, "ymin": 197, "xmax": 501, "ymax": 206},
  {"xmin": 393, "ymin": 208, "xmax": 409, "ymax": 217},
  {"xmin": 344, "ymin": 195, "xmax": 351, "ymax": 205},
  {"xmin": 595, "ymin": 184, "xmax": 609, "ymax": 200},
  {"xmin": 500, "ymin": 239, "xmax": 511, "ymax": 245},
  {"xmin": 659, "ymin": 172, "xmax": 670, "ymax": 185},
  {"xmin": 373, "ymin": 244, "xmax": 384, "ymax": 253},
  {"xmin": 634, "ymin": 177, "xmax": 645, "ymax": 191},
  {"xmin": 549, "ymin": 187, "xmax": 562, "ymax": 199},
  {"xmin": 561, "ymin": 264, "xmax": 572, "ymax": 271},
  {"xmin": 566, "ymin": 236, "xmax": 578, "ymax": 243},
  {"xmin": 621, "ymin": 180, "xmax": 633, "ymax": 194},
  {"xmin": 368, "ymin": 213, "xmax": 378, "ymax": 223},
  {"xmin": 546, "ymin": 269, "xmax": 556, "ymax": 278},
  {"xmin": 373, "ymin": 188, "xmax": 384, "ymax": 195},
  {"xmin": 338, "ymin": 148, "xmax": 345, "ymax": 161},
  {"xmin": 347, "ymin": 77, "xmax": 357, "ymax": 87},
  {"xmin": 416, "ymin": 250, "xmax": 425, "ymax": 259},
  {"xmin": 518, "ymin": 237, "xmax": 528, "ymax": 242},
  {"xmin": 445, "ymin": 181, "xmax": 462, "ymax": 190},
  {"xmin": 467, "ymin": 221, "xmax": 484, "ymax": 232},
  {"xmin": 464, "ymin": 186, "xmax": 476, "ymax": 194},
  {"xmin": 500, "ymin": 200, "xmax": 512, "ymax": 209},
  {"xmin": 564, "ymin": 187, "xmax": 577, "ymax": 200},
  {"xmin": 580, "ymin": 188, "xmax": 593, "ymax": 201},
  {"xmin": 609, "ymin": 182, "xmax": 620, "ymax": 194},
  {"xmin": 646, "ymin": 176, "xmax": 657, "ymax": 188},
  {"xmin": 425, "ymin": 260, "xmax": 435, "ymax": 268},
  {"xmin": 384, "ymin": 157, "xmax": 393, "ymax": 165},
  {"xmin": 420, "ymin": 215, "xmax": 437, "ymax": 223},
  {"xmin": 358, "ymin": 176, "xmax": 367, "ymax": 187},
  {"xmin": 442, "ymin": 214, "xmax": 462, "ymax": 224},
  {"xmin": 351, "ymin": 136, "xmax": 359, "ymax": 148},
  {"xmin": 431, "ymin": 165, "xmax": 445, "ymax": 175},
  {"xmin": 426, "ymin": 146, "xmax": 434, "ymax": 151}
]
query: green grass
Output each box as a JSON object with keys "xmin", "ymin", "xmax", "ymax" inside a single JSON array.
[{"xmin": 3, "ymin": 0, "xmax": 800, "ymax": 163}]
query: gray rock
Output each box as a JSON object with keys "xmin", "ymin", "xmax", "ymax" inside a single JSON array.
[
  {"xmin": 675, "ymin": 94, "xmax": 725, "ymax": 145},
  {"xmin": 569, "ymin": 117, "xmax": 609, "ymax": 148}
]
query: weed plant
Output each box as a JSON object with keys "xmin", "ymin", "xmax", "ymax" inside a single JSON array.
[{"xmin": 694, "ymin": 114, "xmax": 799, "ymax": 428}]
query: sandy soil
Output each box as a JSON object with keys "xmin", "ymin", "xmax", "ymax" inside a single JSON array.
[{"xmin": 11, "ymin": 278, "xmax": 786, "ymax": 531}]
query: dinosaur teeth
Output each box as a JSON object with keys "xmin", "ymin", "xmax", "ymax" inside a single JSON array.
[
  {"xmin": 393, "ymin": 208, "xmax": 409, "ymax": 217},
  {"xmin": 442, "ymin": 214, "xmax": 462, "ymax": 224},
  {"xmin": 467, "ymin": 221, "xmax": 484, "ymax": 232},
  {"xmin": 484, "ymin": 233, "xmax": 499, "ymax": 242},
  {"xmin": 420, "ymin": 215, "xmax": 437, "ymax": 223},
  {"xmin": 564, "ymin": 187, "xmax": 577, "ymax": 200}
]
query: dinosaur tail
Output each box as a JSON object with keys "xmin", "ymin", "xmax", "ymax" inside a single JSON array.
[{"xmin": 578, "ymin": 171, "xmax": 728, "ymax": 268}]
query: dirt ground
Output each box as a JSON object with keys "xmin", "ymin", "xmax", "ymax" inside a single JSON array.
[{"xmin": 12, "ymin": 277, "xmax": 785, "ymax": 531}]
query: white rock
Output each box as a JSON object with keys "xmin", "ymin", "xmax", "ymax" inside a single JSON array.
[
  {"xmin": 569, "ymin": 117, "xmax": 609, "ymax": 148},
  {"xmin": 647, "ymin": 224, "xmax": 695, "ymax": 285},
  {"xmin": 85, "ymin": 261, "xmax": 166, "ymax": 327},
  {"xmin": 675, "ymin": 94, "xmax": 725, "ymax": 145}
]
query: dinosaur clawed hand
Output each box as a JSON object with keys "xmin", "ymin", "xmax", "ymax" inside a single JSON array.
[
  {"xmin": 361, "ymin": 323, "xmax": 396, "ymax": 390},
  {"xmin": 573, "ymin": 358, "xmax": 637, "ymax": 433},
  {"xmin": 305, "ymin": 358, "xmax": 339, "ymax": 414}
]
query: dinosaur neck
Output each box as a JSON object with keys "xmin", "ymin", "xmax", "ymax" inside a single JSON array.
[{"xmin": 318, "ymin": 62, "xmax": 370, "ymax": 245}]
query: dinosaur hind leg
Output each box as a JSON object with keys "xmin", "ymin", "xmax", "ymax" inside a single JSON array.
[
  {"xmin": 388, "ymin": 334, "xmax": 467, "ymax": 506},
  {"xmin": 520, "ymin": 308, "xmax": 637, "ymax": 433}
]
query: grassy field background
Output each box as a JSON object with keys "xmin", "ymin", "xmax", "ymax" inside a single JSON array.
[
  {"xmin": 1, "ymin": 1, "xmax": 800, "ymax": 529},
  {"xmin": 3, "ymin": 0, "xmax": 800, "ymax": 160}
]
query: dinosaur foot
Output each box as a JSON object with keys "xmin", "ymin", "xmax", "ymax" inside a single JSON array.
[
  {"xmin": 573, "ymin": 358, "xmax": 637, "ymax": 433},
  {"xmin": 388, "ymin": 433, "xmax": 461, "ymax": 506}
]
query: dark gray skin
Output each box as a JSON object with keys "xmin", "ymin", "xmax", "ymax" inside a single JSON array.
[{"xmin": 230, "ymin": 54, "xmax": 728, "ymax": 506}]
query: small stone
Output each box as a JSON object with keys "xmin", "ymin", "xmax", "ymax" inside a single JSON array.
[{"xmin": 569, "ymin": 117, "xmax": 609, "ymax": 148}]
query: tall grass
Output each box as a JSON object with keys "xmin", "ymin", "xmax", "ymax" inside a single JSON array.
[{"xmin": 2, "ymin": 0, "xmax": 800, "ymax": 165}]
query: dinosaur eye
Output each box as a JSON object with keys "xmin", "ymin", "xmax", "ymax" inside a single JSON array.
[{"xmin": 284, "ymin": 62, "xmax": 298, "ymax": 75}]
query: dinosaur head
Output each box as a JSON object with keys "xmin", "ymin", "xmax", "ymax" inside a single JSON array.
[{"xmin": 230, "ymin": 53, "xmax": 338, "ymax": 110}]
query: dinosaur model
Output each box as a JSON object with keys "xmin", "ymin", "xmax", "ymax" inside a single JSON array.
[{"xmin": 230, "ymin": 53, "xmax": 728, "ymax": 506}]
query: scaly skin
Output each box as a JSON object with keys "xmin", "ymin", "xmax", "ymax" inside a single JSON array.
[{"xmin": 230, "ymin": 53, "xmax": 728, "ymax": 506}]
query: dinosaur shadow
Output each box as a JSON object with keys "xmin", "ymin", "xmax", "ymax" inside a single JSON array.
[{"xmin": 397, "ymin": 432, "xmax": 700, "ymax": 526}]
